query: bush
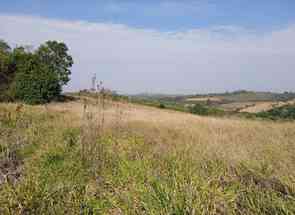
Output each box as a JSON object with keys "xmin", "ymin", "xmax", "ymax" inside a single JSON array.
[
  {"xmin": 256, "ymin": 105, "xmax": 295, "ymax": 120},
  {"xmin": 189, "ymin": 104, "xmax": 225, "ymax": 116},
  {"xmin": 158, "ymin": 103, "xmax": 166, "ymax": 109},
  {"xmin": 189, "ymin": 104, "xmax": 209, "ymax": 115}
]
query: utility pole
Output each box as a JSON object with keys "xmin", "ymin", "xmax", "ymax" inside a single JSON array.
[{"xmin": 91, "ymin": 73, "xmax": 97, "ymax": 92}]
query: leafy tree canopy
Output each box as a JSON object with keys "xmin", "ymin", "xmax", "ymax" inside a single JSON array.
[
  {"xmin": 37, "ymin": 41, "xmax": 73, "ymax": 86},
  {"xmin": 0, "ymin": 40, "xmax": 11, "ymax": 53},
  {"xmin": 0, "ymin": 39, "xmax": 73, "ymax": 104},
  {"xmin": 12, "ymin": 53, "xmax": 61, "ymax": 104},
  {"xmin": 0, "ymin": 40, "xmax": 13, "ymax": 98}
]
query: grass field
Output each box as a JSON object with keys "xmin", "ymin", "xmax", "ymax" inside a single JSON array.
[{"xmin": 1, "ymin": 98, "xmax": 295, "ymax": 214}]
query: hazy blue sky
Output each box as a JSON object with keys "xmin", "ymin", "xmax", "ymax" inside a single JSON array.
[{"xmin": 1, "ymin": 1, "xmax": 295, "ymax": 93}]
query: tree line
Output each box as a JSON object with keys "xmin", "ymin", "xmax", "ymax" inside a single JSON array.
[{"xmin": 0, "ymin": 40, "xmax": 73, "ymax": 104}]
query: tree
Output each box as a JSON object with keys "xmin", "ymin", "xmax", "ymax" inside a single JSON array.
[
  {"xmin": 36, "ymin": 41, "xmax": 73, "ymax": 86},
  {"xmin": 0, "ymin": 40, "xmax": 73, "ymax": 104},
  {"xmin": 0, "ymin": 40, "xmax": 11, "ymax": 53},
  {"xmin": 0, "ymin": 42, "xmax": 10, "ymax": 83},
  {"xmin": 0, "ymin": 40, "xmax": 13, "ymax": 100},
  {"xmin": 11, "ymin": 54, "xmax": 61, "ymax": 104}
]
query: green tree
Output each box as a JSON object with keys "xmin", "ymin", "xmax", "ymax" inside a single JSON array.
[
  {"xmin": 12, "ymin": 53, "xmax": 61, "ymax": 104},
  {"xmin": 0, "ymin": 40, "xmax": 13, "ymax": 100},
  {"xmin": 0, "ymin": 40, "xmax": 10, "ymax": 74},
  {"xmin": 0, "ymin": 40, "xmax": 73, "ymax": 104},
  {"xmin": 36, "ymin": 41, "xmax": 73, "ymax": 86}
]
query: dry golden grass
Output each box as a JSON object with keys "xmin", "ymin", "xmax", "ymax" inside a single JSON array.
[
  {"xmin": 1, "ymin": 99, "xmax": 295, "ymax": 214},
  {"xmin": 239, "ymin": 102, "xmax": 280, "ymax": 113},
  {"xmin": 239, "ymin": 99, "xmax": 295, "ymax": 113},
  {"xmin": 46, "ymin": 99, "xmax": 295, "ymax": 177}
]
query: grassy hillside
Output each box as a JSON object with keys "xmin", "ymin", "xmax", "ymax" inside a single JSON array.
[{"xmin": 1, "ymin": 99, "xmax": 295, "ymax": 214}]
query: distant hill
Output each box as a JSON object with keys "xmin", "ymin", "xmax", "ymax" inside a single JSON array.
[
  {"xmin": 133, "ymin": 91, "xmax": 295, "ymax": 103},
  {"xmin": 130, "ymin": 91, "xmax": 295, "ymax": 114}
]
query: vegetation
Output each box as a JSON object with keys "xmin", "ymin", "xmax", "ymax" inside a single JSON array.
[
  {"xmin": 130, "ymin": 96, "xmax": 188, "ymax": 112},
  {"xmin": 256, "ymin": 105, "xmax": 295, "ymax": 120},
  {"xmin": 158, "ymin": 103, "xmax": 166, "ymax": 109},
  {"xmin": 131, "ymin": 92, "xmax": 295, "ymax": 121},
  {"xmin": 0, "ymin": 40, "xmax": 14, "ymax": 101},
  {"xmin": 192, "ymin": 90, "xmax": 295, "ymax": 102},
  {"xmin": 74, "ymin": 89, "xmax": 129, "ymax": 102},
  {"xmin": 0, "ymin": 40, "xmax": 73, "ymax": 104},
  {"xmin": 189, "ymin": 103, "xmax": 225, "ymax": 116},
  {"xmin": 0, "ymin": 99, "xmax": 294, "ymax": 214}
]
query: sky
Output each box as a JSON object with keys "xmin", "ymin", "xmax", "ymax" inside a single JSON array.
[{"xmin": 0, "ymin": 1, "xmax": 295, "ymax": 94}]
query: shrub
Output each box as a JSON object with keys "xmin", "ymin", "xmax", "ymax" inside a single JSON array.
[
  {"xmin": 189, "ymin": 103, "xmax": 225, "ymax": 116},
  {"xmin": 256, "ymin": 105, "xmax": 295, "ymax": 120},
  {"xmin": 189, "ymin": 104, "xmax": 209, "ymax": 115},
  {"xmin": 159, "ymin": 103, "xmax": 166, "ymax": 109}
]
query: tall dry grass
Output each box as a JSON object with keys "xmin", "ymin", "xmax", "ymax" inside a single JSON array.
[{"xmin": 0, "ymin": 98, "xmax": 294, "ymax": 214}]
